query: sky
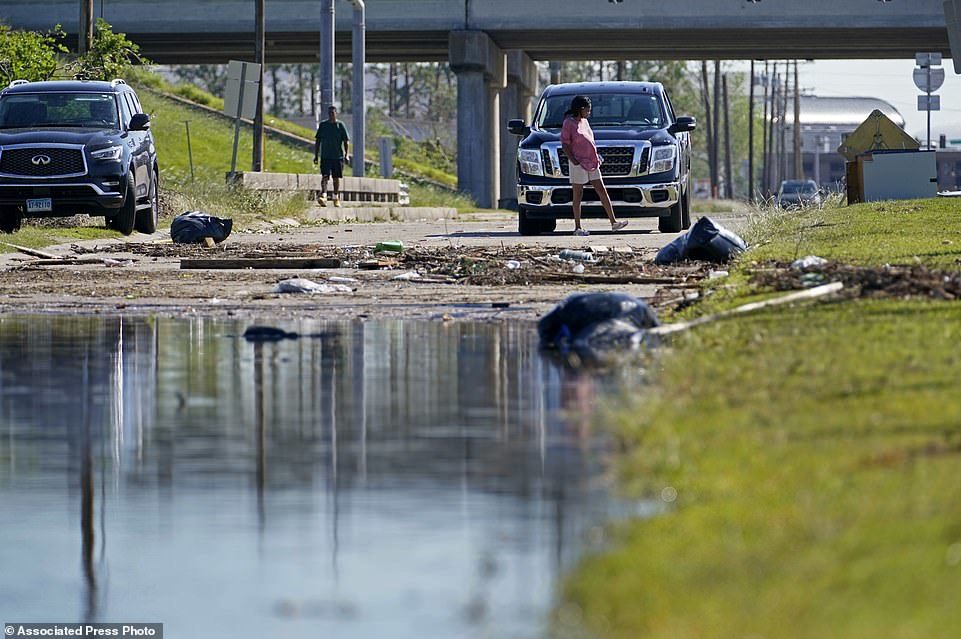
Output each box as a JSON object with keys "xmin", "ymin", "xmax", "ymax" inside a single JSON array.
[{"xmin": 799, "ymin": 58, "xmax": 961, "ymax": 142}]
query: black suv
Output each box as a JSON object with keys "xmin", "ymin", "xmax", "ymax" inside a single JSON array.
[
  {"xmin": 509, "ymin": 81, "xmax": 696, "ymax": 235},
  {"xmin": 0, "ymin": 79, "xmax": 159, "ymax": 235}
]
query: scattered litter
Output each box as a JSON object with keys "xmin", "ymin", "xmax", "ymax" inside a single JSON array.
[
  {"xmin": 171, "ymin": 211, "xmax": 233, "ymax": 244},
  {"xmin": 375, "ymin": 240, "xmax": 404, "ymax": 254},
  {"xmin": 800, "ymin": 272, "xmax": 826, "ymax": 287},
  {"xmin": 588, "ymin": 245, "xmax": 609, "ymax": 254},
  {"xmin": 273, "ymin": 278, "xmax": 352, "ymax": 294},
  {"xmin": 572, "ymin": 263, "xmax": 585, "ymax": 274},
  {"xmin": 392, "ymin": 271, "xmax": 422, "ymax": 281},
  {"xmin": 791, "ymin": 255, "xmax": 829, "ymax": 270},
  {"xmin": 613, "ymin": 246, "xmax": 634, "ymax": 254},
  {"xmin": 505, "ymin": 260, "xmax": 521, "ymax": 270},
  {"xmin": 327, "ymin": 276, "xmax": 359, "ymax": 284},
  {"xmin": 539, "ymin": 292, "xmax": 660, "ymax": 357},
  {"xmin": 559, "ymin": 249, "xmax": 595, "ymax": 262},
  {"xmin": 102, "ymin": 258, "xmax": 133, "ymax": 267},
  {"xmin": 655, "ymin": 216, "xmax": 747, "ymax": 265},
  {"xmin": 708, "ymin": 270, "xmax": 729, "ymax": 279}
]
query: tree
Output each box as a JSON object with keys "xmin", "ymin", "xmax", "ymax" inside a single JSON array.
[
  {"xmin": 73, "ymin": 19, "xmax": 149, "ymax": 81},
  {"xmin": 0, "ymin": 23, "xmax": 67, "ymax": 84}
]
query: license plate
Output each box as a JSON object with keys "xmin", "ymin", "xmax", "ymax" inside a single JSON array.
[{"xmin": 26, "ymin": 198, "xmax": 52, "ymax": 213}]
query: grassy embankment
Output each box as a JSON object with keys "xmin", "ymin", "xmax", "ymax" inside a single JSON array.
[
  {"xmin": 0, "ymin": 74, "xmax": 475, "ymax": 252},
  {"xmin": 560, "ymin": 199, "xmax": 961, "ymax": 639}
]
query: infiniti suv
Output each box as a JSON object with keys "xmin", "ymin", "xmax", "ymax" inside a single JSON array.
[{"xmin": 0, "ymin": 79, "xmax": 159, "ymax": 235}]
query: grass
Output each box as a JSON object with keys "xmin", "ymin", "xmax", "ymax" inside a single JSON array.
[
  {"xmin": 560, "ymin": 199, "xmax": 961, "ymax": 639},
  {"xmin": 0, "ymin": 224, "xmax": 118, "ymax": 253}
]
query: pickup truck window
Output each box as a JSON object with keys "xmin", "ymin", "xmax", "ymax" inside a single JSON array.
[{"xmin": 536, "ymin": 93, "xmax": 665, "ymax": 129}]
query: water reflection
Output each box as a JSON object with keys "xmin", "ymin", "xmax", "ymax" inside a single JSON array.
[{"xmin": 0, "ymin": 316, "xmax": 633, "ymax": 638}]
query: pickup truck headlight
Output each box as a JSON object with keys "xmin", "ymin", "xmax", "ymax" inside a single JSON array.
[
  {"xmin": 518, "ymin": 149, "xmax": 544, "ymax": 176},
  {"xmin": 650, "ymin": 145, "xmax": 676, "ymax": 174},
  {"xmin": 90, "ymin": 145, "xmax": 123, "ymax": 161}
]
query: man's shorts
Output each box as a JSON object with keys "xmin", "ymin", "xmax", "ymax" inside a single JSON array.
[
  {"xmin": 569, "ymin": 163, "xmax": 602, "ymax": 185},
  {"xmin": 320, "ymin": 158, "xmax": 344, "ymax": 179}
]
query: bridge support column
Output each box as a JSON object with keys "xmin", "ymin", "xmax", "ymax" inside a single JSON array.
[
  {"xmin": 499, "ymin": 51, "xmax": 538, "ymax": 210},
  {"xmin": 449, "ymin": 31, "xmax": 506, "ymax": 209}
]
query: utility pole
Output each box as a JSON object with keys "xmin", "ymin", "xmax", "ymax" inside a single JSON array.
[
  {"xmin": 700, "ymin": 62, "xmax": 716, "ymax": 198},
  {"xmin": 749, "ymin": 60, "xmax": 756, "ymax": 201},
  {"xmin": 723, "ymin": 74, "xmax": 733, "ymax": 199},
  {"xmin": 711, "ymin": 60, "xmax": 721, "ymax": 198},
  {"xmin": 252, "ymin": 0, "xmax": 265, "ymax": 171},
  {"xmin": 766, "ymin": 62, "xmax": 778, "ymax": 194},
  {"xmin": 79, "ymin": 0, "xmax": 94, "ymax": 55},
  {"xmin": 780, "ymin": 67, "xmax": 789, "ymax": 188},
  {"xmin": 793, "ymin": 60, "xmax": 802, "ymax": 179}
]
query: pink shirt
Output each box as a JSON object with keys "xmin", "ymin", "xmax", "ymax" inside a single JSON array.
[{"xmin": 560, "ymin": 116, "xmax": 601, "ymax": 171}]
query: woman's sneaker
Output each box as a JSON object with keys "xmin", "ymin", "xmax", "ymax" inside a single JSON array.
[
  {"xmin": 611, "ymin": 220, "xmax": 629, "ymax": 232},
  {"xmin": 574, "ymin": 228, "xmax": 590, "ymax": 237}
]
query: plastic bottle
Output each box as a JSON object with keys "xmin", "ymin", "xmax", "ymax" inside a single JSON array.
[{"xmin": 559, "ymin": 249, "xmax": 595, "ymax": 262}]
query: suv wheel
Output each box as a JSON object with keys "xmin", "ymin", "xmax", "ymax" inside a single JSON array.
[
  {"xmin": 539, "ymin": 218, "xmax": 557, "ymax": 233},
  {"xmin": 658, "ymin": 198, "xmax": 684, "ymax": 233},
  {"xmin": 0, "ymin": 207, "xmax": 23, "ymax": 234},
  {"xmin": 518, "ymin": 207, "xmax": 542, "ymax": 236},
  {"xmin": 135, "ymin": 168, "xmax": 159, "ymax": 234},
  {"xmin": 109, "ymin": 172, "xmax": 137, "ymax": 236}
]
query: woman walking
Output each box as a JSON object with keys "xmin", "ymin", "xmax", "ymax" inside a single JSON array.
[{"xmin": 560, "ymin": 95, "xmax": 628, "ymax": 236}]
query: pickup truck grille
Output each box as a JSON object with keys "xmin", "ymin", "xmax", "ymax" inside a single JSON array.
[
  {"xmin": 0, "ymin": 147, "xmax": 86, "ymax": 177},
  {"xmin": 557, "ymin": 146, "xmax": 635, "ymax": 177}
]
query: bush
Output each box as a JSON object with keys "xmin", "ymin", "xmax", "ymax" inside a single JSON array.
[{"xmin": 72, "ymin": 19, "xmax": 149, "ymax": 81}]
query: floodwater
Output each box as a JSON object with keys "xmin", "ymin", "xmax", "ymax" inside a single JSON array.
[{"xmin": 0, "ymin": 315, "xmax": 643, "ymax": 638}]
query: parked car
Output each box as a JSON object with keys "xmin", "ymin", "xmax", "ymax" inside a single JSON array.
[
  {"xmin": 508, "ymin": 81, "xmax": 696, "ymax": 235},
  {"xmin": 0, "ymin": 79, "xmax": 159, "ymax": 234},
  {"xmin": 777, "ymin": 179, "xmax": 821, "ymax": 209}
]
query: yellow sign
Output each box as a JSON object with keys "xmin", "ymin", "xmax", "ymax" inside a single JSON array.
[{"xmin": 836, "ymin": 110, "xmax": 919, "ymax": 162}]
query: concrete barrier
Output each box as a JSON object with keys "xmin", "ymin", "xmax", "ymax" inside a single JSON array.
[{"xmin": 229, "ymin": 171, "xmax": 403, "ymax": 205}]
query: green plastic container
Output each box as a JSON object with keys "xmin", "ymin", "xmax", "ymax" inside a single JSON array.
[{"xmin": 375, "ymin": 240, "xmax": 404, "ymax": 253}]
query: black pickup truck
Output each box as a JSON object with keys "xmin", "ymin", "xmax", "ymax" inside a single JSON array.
[
  {"xmin": 508, "ymin": 81, "xmax": 696, "ymax": 235},
  {"xmin": 0, "ymin": 79, "xmax": 159, "ymax": 235}
]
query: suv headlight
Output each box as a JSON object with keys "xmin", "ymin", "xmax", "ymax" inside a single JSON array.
[
  {"xmin": 90, "ymin": 145, "xmax": 123, "ymax": 161},
  {"xmin": 650, "ymin": 145, "xmax": 676, "ymax": 174},
  {"xmin": 518, "ymin": 149, "xmax": 544, "ymax": 176}
]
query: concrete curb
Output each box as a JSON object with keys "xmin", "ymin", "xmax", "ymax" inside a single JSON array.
[{"xmin": 304, "ymin": 206, "xmax": 457, "ymax": 223}]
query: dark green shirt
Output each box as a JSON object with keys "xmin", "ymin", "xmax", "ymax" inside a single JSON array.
[{"xmin": 315, "ymin": 120, "xmax": 349, "ymax": 160}]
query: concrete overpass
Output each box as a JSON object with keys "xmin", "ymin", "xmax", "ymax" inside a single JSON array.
[
  {"xmin": 1, "ymin": 0, "xmax": 955, "ymax": 207},
  {"xmin": 0, "ymin": 0, "xmax": 953, "ymax": 62}
]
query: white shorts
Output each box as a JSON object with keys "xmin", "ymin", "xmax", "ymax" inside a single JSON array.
[{"xmin": 569, "ymin": 164, "xmax": 602, "ymax": 185}]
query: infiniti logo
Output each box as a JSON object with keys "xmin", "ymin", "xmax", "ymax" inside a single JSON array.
[{"xmin": 31, "ymin": 154, "xmax": 51, "ymax": 166}]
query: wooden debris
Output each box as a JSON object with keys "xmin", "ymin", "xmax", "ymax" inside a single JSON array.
[
  {"xmin": 358, "ymin": 259, "xmax": 396, "ymax": 270},
  {"xmin": 1, "ymin": 242, "xmax": 61, "ymax": 259},
  {"xmin": 203, "ymin": 237, "xmax": 216, "ymax": 248},
  {"xmin": 180, "ymin": 257, "xmax": 342, "ymax": 270}
]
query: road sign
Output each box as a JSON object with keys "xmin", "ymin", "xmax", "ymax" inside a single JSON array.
[
  {"xmin": 918, "ymin": 95, "xmax": 941, "ymax": 111},
  {"xmin": 915, "ymin": 52, "xmax": 942, "ymax": 67},
  {"xmin": 224, "ymin": 60, "xmax": 261, "ymax": 120},
  {"xmin": 913, "ymin": 67, "xmax": 946, "ymax": 93},
  {"xmin": 223, "ymin": 60, "xmax": 263, "ymax": 174}
]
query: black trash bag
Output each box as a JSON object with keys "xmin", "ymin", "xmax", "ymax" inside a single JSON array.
[
  {"xmin": 538, "ymin": 292, "xmax": 660, "ymax": 352},
  {"xmin": 655, "ymin": 216, "xmax": 747, "ymax": 265},
  {"xmin": 171, "ymin": 211, "xmax": 233, "ymax": 244}
]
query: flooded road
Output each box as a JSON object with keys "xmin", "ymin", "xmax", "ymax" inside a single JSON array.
[{"xmin": 0, "ymin": 315, "xmax": 641, "ymax": 638}]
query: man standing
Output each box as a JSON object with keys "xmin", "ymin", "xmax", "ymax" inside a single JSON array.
[{"xmin": 313, "ymin": 105, "xmax": 350, "ymax": 207}]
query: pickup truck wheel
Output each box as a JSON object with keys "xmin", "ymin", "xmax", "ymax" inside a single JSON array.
[
  {"xmin": 135, "ymin": 168, "xmax": 159, "ymax": 234},
  {"xmin": 518, "ymin": 207, "xmax": 541, "ymax": 236},
  {"xmin": 658, "ymin": 199, "xmax": 684, "ymax": 233},
  {"xmin": 110, "ymin": 172, "xmax": 137, "ymax": 236},
  {"xmin": 0, "ymin": 207, "xmax": 23, "ymax": 234},
  {"xmin": 681, "ymin": 187, "xmax": 692, "ymax": 229},
  {"xmin": 539, "ymin": 218, "xmax": 557, "ymax": 233}
]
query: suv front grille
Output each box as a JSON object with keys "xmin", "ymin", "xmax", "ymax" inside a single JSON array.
[
  {"xmin": 0, "ymin": 147, "xmax": 85, "ymax": 177},
  {"xmin": 557, "ymin": 146, "xmax": 635, "ymax": 177}
]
